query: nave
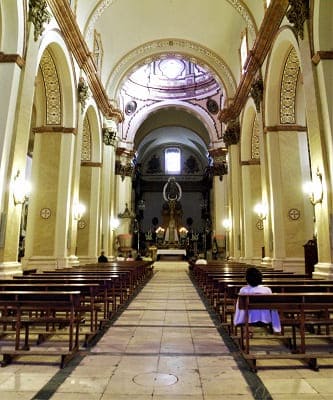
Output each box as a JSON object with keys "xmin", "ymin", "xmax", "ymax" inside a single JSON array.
[{"xmin": 1, "ymin": 262, "xmax": 333, "ymax": 400}]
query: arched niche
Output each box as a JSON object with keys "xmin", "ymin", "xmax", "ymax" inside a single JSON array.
[{"xmin": 264, "ymin": 27, "xmax": 301, "ymax": 127}]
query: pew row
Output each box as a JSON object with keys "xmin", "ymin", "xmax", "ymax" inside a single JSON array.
[
  {"xmin": 236, "ymin": 293, "xmax": 333, "ymax": 371},
  {"xmin": 0, "ymin": 291, "xmax": 82, "ymax": 368}
]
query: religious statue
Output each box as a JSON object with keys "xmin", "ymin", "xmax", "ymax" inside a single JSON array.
[{"xmin": 162, "ymin": 177, "xmax": 182, "ymax": 245}]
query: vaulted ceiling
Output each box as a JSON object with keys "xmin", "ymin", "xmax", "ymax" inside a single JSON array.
[{"xmin": 69, "ymin": 0, "xmax": 270, "ymax": 156}]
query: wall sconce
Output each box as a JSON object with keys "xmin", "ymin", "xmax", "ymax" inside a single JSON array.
[
  {"xmin": 12, "ymin": 170, "xmax": 31, "ymax": 205},
  {"xmin": 254, "ymin": 202, "xmax": 268, "ymax": 221},
  {"xmin": 222, "ymin": 218, "xmax": 232, "ymax": 231},
  {"xmin": 73, "ymin": 202, "xmax": 86, "ymax": 221},
  {"xmin": 110, "ymin": 217, "xmax": 120, "ymax": 231},
  {"xmin": 303, "ymin": 167, "xmax": 323, "ymax": 205}
]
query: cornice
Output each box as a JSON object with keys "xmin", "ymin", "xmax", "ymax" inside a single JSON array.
[
  {"xmin": 241, "ymin": 160, "xmax": 260, "ymax": 165},
  {"xmin": 46, "ymin": 0, "xmax": 123, "ymax": 122},
  {"xmin": 81, "ymin": 161, "xmax": 102, "ymax": 167},
  {"xmin": 0, "ymin": 52, "xmax": 25, "ymax": 68},
  {"xmin": 209, "ymin": 148, "xmax": 228, "ymax": 157},
  {"xmin": 265, "ymin": 124, "xmax": 307, "ymax": 132},
  {"xmin": 33, "ymin": 126, "xmax": 77, "ymax": 134},
  {"xmin": 218, "ymin": 0, "xmax": 289, "ymax": 123},
  {"xmin": 116, "ymin": 148, "xmax": 135, "ymax": 158},
  {"xmin": 312, "ymin": 51, "xmax": 333, "ymax": 65}
]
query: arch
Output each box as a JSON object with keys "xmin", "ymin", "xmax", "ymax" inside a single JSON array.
[
  {"xmin": 263, "ymin": 26, "xmax": 312, "ymax": 267},
  {"xmin": 36, "ymin": 30, "xmax": 77, "ymax": 127},
  {"xmin": 264, "ymin": 27, "xmax": 300, "ymax": 127},
  {"xmin": 82, "ymin": 104, "xmax": 103, "ymax": 164},
  {"xmin": 240, "ymin": 99, "xmax": 257, "ymax": 162},
  {"xmin": 125, "ymin": 100, "xmax": 215, "ymax": 148},
  {"xmin": 106, "ymin": 39, "xmax": 236, "ymax": 100},
  {"xmin": 0, "ymin": 0, "xmax": 25, "ymax": 54},
  {"xmin": 312, "ymin": 0, "xmax": 333, "ymax": 52}
]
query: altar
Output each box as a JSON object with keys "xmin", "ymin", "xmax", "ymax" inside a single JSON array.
[{"xmin": 156, "ymin": 248, "xmax": 186, "ymax": 260}]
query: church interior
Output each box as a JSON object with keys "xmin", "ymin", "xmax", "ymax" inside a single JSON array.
[{"xmin": 0, "ymin": 0, "xmax": 333, "ymax": 398}]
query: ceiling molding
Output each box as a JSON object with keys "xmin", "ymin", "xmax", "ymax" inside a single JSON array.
[
  {"xmin": 218, "ymin": 0, "xmax": 289, "ymax": 123},
  {"xmin": 47, "ymin": 0, "xmax": 124, "ymax": 122}
]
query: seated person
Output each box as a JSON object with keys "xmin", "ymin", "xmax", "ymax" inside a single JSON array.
[
  {"xmin": 98, "ymin": 251, "xmax": 108, "ymax": 263},
  {"xmin": 195, "ymin": 257, "xmax": 207, "ymax": 265},
  {"xmin": 233, "ymin": 267, "xmax": 281, "ymax": 333}
]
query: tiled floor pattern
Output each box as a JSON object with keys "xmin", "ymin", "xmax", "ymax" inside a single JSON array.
[{"xmin": 1, "ymin": 261, "xmax": 333, "ymax": 399}]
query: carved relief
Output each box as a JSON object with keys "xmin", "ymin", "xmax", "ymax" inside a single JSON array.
[
  {"xmin": 102, "ymin": 128, "xmax": 117, "ymax": 146},
  {"xmin": 251, "ymin": 116, "xmax": 260, "ymax": 160},
  {"xmin": 280, "ymin": 48, "xmax": 300, "ymax": 124},
  {"xmin": 39, "ymin": 49, "xmax": 61, "ymax": 125},
  {"xmin": 81, "ymin": 117, "xmax": 91, "ymax": 161},
  {"xmin": 28, "ymin": 0, "xmax": 52, "ymax": 41},
  {"xmin": 286, "ymin": 0, "xmax": 309, "ymax": 40},
  {"xmin": 115, "ymin": 160, "xmax": 133, "ymax": 181},
  {"xmin": 78, "ymin": 77, "xmax": 90, "ymax": 112},
  {"xmin": 223, "ymin": 119, "xmax": 240, "ymax": 146},
  {"xmin": 250, "ymin": 77, "xmax": 263, "ymax": 112},
  {"xmin": 93, "ymin": 30, "xmax": 103, "ymax": 76}
]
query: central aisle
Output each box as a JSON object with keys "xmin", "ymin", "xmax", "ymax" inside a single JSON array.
[{"xmin": 47, "ymin": 261, "xmax": 261, "ymax": 399}]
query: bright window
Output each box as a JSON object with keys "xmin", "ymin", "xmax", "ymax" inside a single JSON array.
[
  {"xmin": 165, "ymin": 147, "xmax": 181, "ymax": 174},
  {"xmin": 240, "ymin": 30, "xmax": 248, "ymax": 73}
]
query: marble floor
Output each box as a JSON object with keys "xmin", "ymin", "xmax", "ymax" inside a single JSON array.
[{"xmin": 1, "ymin": 261, "xmax": 333, "ymax": 399}]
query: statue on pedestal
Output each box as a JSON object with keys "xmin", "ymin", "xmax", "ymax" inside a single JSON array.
[{"xmin": 162, "ymin": 177, "xmax": 182, "ymax": 245}]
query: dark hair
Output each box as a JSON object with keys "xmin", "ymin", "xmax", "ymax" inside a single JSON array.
[{"xmin": 245, "ymin": 267, "xmax": 262, "ymax": 287}]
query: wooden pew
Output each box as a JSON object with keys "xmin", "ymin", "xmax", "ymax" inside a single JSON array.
[
  {"xmin": 0, "ymin": 281, "xmax": 101, "ymax": 345},
  {"xmin": 41, "ymin": 270, "xmax": 133, "ymax": 301},
  {"xmin": 236, "ymin": 292, "xmax": 333, "ymax": 371},
  {"xmin": 0, "ymin": 290, "xmax": 82, "ymax": 368},
  {"xmin": 213, "ymin": 278, "xmax": 331, "ymax": 322},
  {"xmin": 12, "ymin": 276, "xmax": 118, "ymax": 319}
]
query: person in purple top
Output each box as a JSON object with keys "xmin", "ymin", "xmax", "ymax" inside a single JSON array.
[{"xmin": 233, "ymin": 267, "xmax": 281, "ymax": 333}]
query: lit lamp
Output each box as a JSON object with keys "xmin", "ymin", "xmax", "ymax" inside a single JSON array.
[
  {"xmin": 254, "ymin": 202, "xmax": 268, "ymax": 221},
  {"xmin": 155, "ymin": 226, "xmax": 165, "ymax": 242},
  {"xmin": 110, "ymin": 217, "xmax": 120, "ymax": 230},
  {"xmin": 12, "ymin": 170, "xmax": 31, "ymax": 205},
  {"xmin": 179, "ymin": 226, "xmax": 188, "ymax": 236},
  {"xmin": 303, "ymin": 168, "xmax": 323, "ymax": 205},
  {"xmin": 222, "ymin": 218, "xmax": 232, "ymax": 231},
  {"xmin": 73, "ymin": 202, "xmax": 86, "ymax": 221},
  {"xmin": 156, "ymin": 226, "xmax": 165, "ymax": 235}
]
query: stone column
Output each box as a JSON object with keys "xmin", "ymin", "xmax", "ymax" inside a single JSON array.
[
  {"xmin": 114, "ymin": 148, "xmax": 135, "ymax": 248},
  {"xmin": 23, "ymin": 127, "xmax": 77, "ymax": 270},
  {"xmin": 299, "ymin": 27, "xmax": 333, "ymax": 277},
  {"xmin": 100, "ymin": 125, "xmax": 117, "ymax": 258},
  {"xmin": 0, "ymin": 42, "xmax": 38, "ymax": 274}
]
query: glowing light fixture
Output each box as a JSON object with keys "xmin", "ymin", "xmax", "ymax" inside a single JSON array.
[
  {"xmin": 12, "ymin": 170, "xmax": 31, "ymax": 205},
  {"xmin": 110, "ymin": 217, "xmax": 120, "ymax": 230},
  {"xmin": 254, "ymin": 202, "xmax": 268, "ymax": 221},
  {"xmin": 222, "ymin": 218, "xmax": 232, "ymax": 231},
  {"xmin": 73, "ymin": 202, "xmax": 86, "ymax": 221},
  {"xmin": 303, "ymin": 168, "xmax": 323, "ymax": 205}
]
